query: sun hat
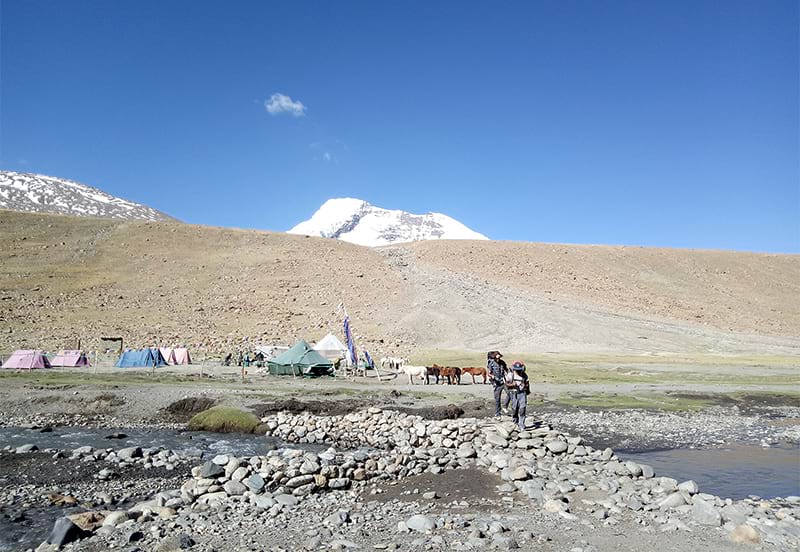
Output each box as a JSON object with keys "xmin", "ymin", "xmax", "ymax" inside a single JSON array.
[{"xmin": 511, "ymin": 360, "xmax": 525, "ymax": 370}]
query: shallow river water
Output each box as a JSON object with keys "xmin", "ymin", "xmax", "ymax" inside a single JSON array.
[
  {"xmin": 618, "ymin": 443, "xmax": 800, "ymax": 500},
  {"xmin": 1, "ymin": 426, "xmax": 798, "ymax": 500},
  {"xmin": 0, "ymin": 426, "xmax": 291, "ymax": 458}
]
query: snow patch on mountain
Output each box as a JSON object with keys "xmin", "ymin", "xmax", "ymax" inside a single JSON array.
[
  {"xmin": 289, "ymin": 198, "xmax": 488, "ymax": 246},
  {"xmin": 0, "ymin": 170, "xmax": 174, "ymax": 221}
]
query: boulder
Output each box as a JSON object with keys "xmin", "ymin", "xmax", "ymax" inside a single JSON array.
[
  {"xmin": 658, "ymin": 492, "xmax": 686, "ymax": 510},
  {"xmin": 285, "ymin": 475, "xmax": 315, "ymax": 489},
  {"xmin": 102, "ymin": 511, "xmax": 129, "ymax": 527},
  {"xmin": 692, "ymin": 497, "xmax": 721, "ymax": 526},
  {"xmin": 624, "ymin": 461, "xmax": 643, "ymax": 477},
  {"xmin": 329, "ymin": 478, "xmax": 351, "ymax": 490},
  {"xmin": 545, "ymin": 441, "xmax": 568, "ymax": 454},
  {"xmin": 211, "ymin": 454, "xmax": 229, "ymax": 465},
  {"xmin": 223, "ymin": 480, "xmax": 247, "ymax": 495},
  {"xmin": 245, "ymin": 474, "xmax": 265, "ymax": 493},
  {"xmin": 46, "ymin": 517, "xmax": 89, "ymax": 547},
  {"xmin": 198, "ymin": 461, "xmax": 224, "ymax": 478},
  {"xmin": 15, "ymin": 444, "xmax": 38, "ymax": 453},
  {"xmin": 721, "ymin": 504, "xmax": 748, "ymax": 525},
  {"xmin": 406, "ymin": 514, "xmax": 436, "ymax": 532},
  {"xmin": 677, "ymin": 480, "xmax": 698, "ymax": 495},
  {"xmin": 117, "ymin": 446, "xmax": 142, "ymax": 461},
  {"xmin": 485, "ymin": 433, "xmax": 509, "ymax": 448},
  {"xmin": 66, "ymin": 511, "xmax": 105, "ymax": 531}
]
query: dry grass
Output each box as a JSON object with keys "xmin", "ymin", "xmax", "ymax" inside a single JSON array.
[{"xmin": 1, "ymin": 210, "xmax": 798, "ymax": 359}]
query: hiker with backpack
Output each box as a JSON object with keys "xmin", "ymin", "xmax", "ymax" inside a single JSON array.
[
  {"xmin": 488, "ymin": 351, "xmax": 511, "ymax": 417},
  {"xmin": 506, "ymin": 360, "xmax": 531, "ymax": 430}
]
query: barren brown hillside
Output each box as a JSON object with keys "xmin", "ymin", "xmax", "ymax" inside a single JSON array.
[
  {"xmin": 407, "ymin": 240, "xmax": 800, "ymax": 338},
  {"xmin": 1, "ymin": 210, "xmax": 798, "ymax": 357}
]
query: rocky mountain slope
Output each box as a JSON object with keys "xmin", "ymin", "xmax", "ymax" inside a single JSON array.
[
  {"xmin": 0, "ymin": 210, "xmax": 798, "ymax": 357},
  {"xmin": 289, "ymin": 198, "xmax": 488, "ymax": 246},
  {"xmin": 0, "ymin": 171, "xmax": 174, "ymax": 221}
]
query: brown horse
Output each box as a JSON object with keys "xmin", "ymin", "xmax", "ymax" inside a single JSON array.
[
  {"xmin": 425, "ymin": 366, "xmax": 440, "ymax": 385},
  {"xmin": 437, "ymin": 365, "xmax": 461, "ymax": 385},
  {"xmin": 461, "ymin": 366, "xmax": 488, "ymax": 384}
]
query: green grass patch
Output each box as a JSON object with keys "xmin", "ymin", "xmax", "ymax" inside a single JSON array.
[{"xmin": 187, "ymin": 406, "xmax": 260, "ymax": 433}]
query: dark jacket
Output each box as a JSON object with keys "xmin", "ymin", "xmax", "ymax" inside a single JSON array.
[{"xmin": 488, "ymin": 358, "xmax": 505, "ymax": 387}]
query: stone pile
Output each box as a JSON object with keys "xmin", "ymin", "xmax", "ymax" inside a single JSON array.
[
  {"xmin": 38, "ymin": 407, "xmax": 800, "ymax": 551},
  {"xmin": 67, "ymin": 444, "xmax": 185, "ymax": 472}
]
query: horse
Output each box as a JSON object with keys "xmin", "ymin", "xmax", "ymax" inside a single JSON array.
[
  {"xmin": 431, "ymin": 364, "xmax": 461, "ymax": 385},
  {"xmin": 382, "ymin": 356, "xmax": 409, "ymax": 371},
  {"xmin": 425, "ymin": 366, "xmax": 440, "ymax": 385},
  {"xmin": 398, "ymin": 365, "xmax": 428, "ymax": 385},
  {"xmin": 461, "ymin": 366, "xmax": 488, "ymax": 384}
]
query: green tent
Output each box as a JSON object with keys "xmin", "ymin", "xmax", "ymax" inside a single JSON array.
[{"xmin": 267, "ymin": 340, "xmax": 334, "ymax": 377}]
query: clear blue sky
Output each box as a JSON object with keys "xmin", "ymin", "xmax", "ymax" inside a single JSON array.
[{"xmin": 2, "ymin": 1, "xmax": 798, "ymax": 252}]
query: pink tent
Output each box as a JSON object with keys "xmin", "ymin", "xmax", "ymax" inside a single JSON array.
[
  {"xmin": 51, "ymin": 350, "xmax": 90, "ymax": 367},
  {"xmin": 2, "ymin": 350, "xmax": 52, "ymax": 369},
  {"xmin": 173, "ymin": 348, "xmax": 191, "ymax": 365},
  {"xmin": 159, "ymin": 347, "xmax": 177, "ymax": 365}
]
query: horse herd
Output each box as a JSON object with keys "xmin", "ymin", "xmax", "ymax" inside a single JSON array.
[{"xmin": 395, "ymin": 363, "xmax": 489, "ymax": 385}]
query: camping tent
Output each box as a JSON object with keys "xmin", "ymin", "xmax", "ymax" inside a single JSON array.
[
  {"xmin": 2, "ymin": 350, "xmax": 52, "ymax": 369},
  {"xmin": 159, "ymin": 347, "xmax": 177, "ymax": 365},
  {"xmin": 172, "ymin": 347, "xmax": 191, "ymax": 365},
  {"xmin": 115, "ymin": 348, "xmax": 167, "ymax": 368},
  {"xmin": 312, "ymin": 333, "xmax": 348, "ymax": 362},
  {"xmin": 51, "ymin": 350, "xmax": 90, "ymax": 367},
  {"xmin": 267, "ymin": 340, "xmax": 334, "ymax": 377}
]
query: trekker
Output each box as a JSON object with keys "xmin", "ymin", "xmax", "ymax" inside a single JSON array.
[
  {"xmin": 506, "ymin": 360, "xmax": 530, "ymax": 430},
  {"xmin": 487, "ymin": 351, "xmax": 508, "ymax": 417}
]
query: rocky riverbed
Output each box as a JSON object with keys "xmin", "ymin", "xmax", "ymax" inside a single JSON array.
[{"xmin": 3, "ymin": 407, "xmax": 797, "ymax": 552}]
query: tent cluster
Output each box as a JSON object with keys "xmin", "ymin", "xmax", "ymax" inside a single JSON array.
[
  {"xmin": 1, "ymin": 349, "xmax": 93, "ymax": 370},
  {"xmin": 116, "ymin": 347, "xmax": 192, "ymax": 368}
]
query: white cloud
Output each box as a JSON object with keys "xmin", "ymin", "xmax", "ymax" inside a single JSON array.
[
  {"xmin": 323, "ymin": 152, "xmax": 332, "ymax": 162},
  {"xmin": 265, "ymin": 93, "xmax": 306, "ymax": 117}
]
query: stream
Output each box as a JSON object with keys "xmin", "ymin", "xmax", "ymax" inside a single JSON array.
[
  {"xmin": 1, "ymin": 426, "xmax": 797, "ymax": 500},
  {"xmin": 0, "ymin": 426, "xmax": 798, "ymax": 551}
]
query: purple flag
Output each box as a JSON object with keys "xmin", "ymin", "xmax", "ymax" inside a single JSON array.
[{"xmin": 343, "ymin": 316, "xmax": 358, "ymax": 365}]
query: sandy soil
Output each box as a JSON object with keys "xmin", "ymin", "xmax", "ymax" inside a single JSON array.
[{"xmin": 2, "ymin": 210, "xmax": 798, "ymax": 358}]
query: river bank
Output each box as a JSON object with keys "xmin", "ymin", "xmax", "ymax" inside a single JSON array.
[
  {"xmin": 0, "ymin": 367, "xmax": 798, "ymax": 551},
  {"xmin": 1, "ymin": 409, "xmax": 797, "ymax": 552}
]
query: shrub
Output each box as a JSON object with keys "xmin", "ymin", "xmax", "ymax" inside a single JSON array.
[{"xmin": 187, "ymin": 406, "xmax": 259, "ymax": 434}]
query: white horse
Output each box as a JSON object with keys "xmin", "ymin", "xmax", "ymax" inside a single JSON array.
[
  {"xmin": 398, "ymin": 364, "xmax": 427, "ymax": 385},
  {"xmin": 381, "ymin": 356, "xmax": 408, "ymax": 371}
]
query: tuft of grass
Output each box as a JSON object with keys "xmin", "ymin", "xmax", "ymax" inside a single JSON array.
[{"xmin": 187, "ymin": 406, "xmax": 259, "ymax": 433}]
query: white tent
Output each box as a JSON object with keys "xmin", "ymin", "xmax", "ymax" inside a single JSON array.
[{"xmin": 313, "ymin": 333, "xmax": 348, "ymax": 361}]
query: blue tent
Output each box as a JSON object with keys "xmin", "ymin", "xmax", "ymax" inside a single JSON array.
[{"xmin": 115, "ymin": 348, "xmax": 167, "ymax": 368}]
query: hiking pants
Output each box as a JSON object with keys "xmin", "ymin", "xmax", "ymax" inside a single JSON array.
[
  {"xmin": 493, "ymin": 385, "xmax": 505, "ymax": 416},
  {"xmin": 511, "ymin": 391, "xmax": 527, "ymax": 430}
]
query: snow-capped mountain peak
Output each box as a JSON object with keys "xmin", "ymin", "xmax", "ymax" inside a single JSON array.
[
  {"xmin": 289, "ymin": 197, "xmax": 489, "ymax": 246},
  {"xmin": 0, "ymin": 170, "xmax": 174, "ymax": 221}
]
